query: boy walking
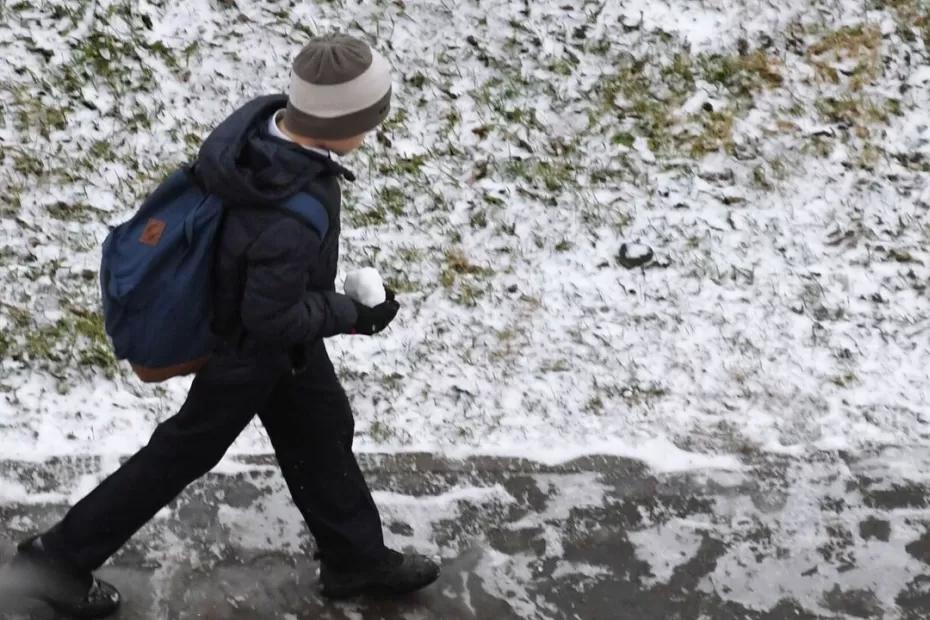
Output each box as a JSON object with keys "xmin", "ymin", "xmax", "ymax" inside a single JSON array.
[{"xmin": 2, "ymin": 34, "xmax": 439, "ymax": 618}]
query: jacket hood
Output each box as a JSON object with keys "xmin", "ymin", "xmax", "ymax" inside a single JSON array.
[{"xmin": 194, "ymin": 94, "xmax": 355, "ymax": 207}]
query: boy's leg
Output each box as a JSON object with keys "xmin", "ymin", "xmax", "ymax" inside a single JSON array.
[
  {"xmin": 41, "ymin": 351, "xmax": 289, "ymax": 573},
  {"xmin": 258, "ymin": 340, "xmax": 386, "ymax": 569}
]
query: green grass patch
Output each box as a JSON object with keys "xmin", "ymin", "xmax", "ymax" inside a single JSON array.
[
  {"xmin": 612, "ymin": 132, "xmax": 635, "ymax": 147},
  {"xmin": 349, "ymin": 204, "xmax": 387, "ymax": 227},
  {"xmin": 379, "ymin": 187, "xmax": 406, "ymax": 216},
  {"xmin": 384, "ymin": 272, "xmax": 418, "ymax": 294},
  {"xmin": 380, "ymin": 154, "xmax": 427, "ymax": 176},
  {"xmin": 7, "ymin": 305, "xmax": 118, "ymax": 377},
  {"xmin": 698, "ymin": 50, "xmax": 784, "ymax": 97},
  {"xmin": 661, "ymin": 52, "xmax": 697, "ymax": 92},
  {"xmin": 549, "ymin": 56, "xmax": 579, "ymax": 76},
  {"xmin": 348, "ymin": 187, "xmax": 406, "ymax": 227},
  {"xmin": 440, "ymin": 248, "xmax": 493, "ymax": 302},
  {"xmin": 600, "ymin": 59, "xmax": 679, "ymax": 153},
  {"xmin": 470, "ymin": 210, "xmax": 488, "ymax": 229},
  {"xmin": 69, "ymin": 306, "xmax": 118, "ymax": 375},
  {"xmin": 397, "ymin": 246, "xmax": 422, "ymax": 262},
  {"xmin": 687, "ymin": 110, "xmax": 736, "ymax": 157},
  {"xmin": 0, "ymin": 330, "xmax": 11, "ymax": 359},
  {"xmin": 808, "ymin": 23, "xmax": 882, "ymax": 89},
  {"xmin": 452, "ymin": 281, "xmax": 486, "ymax": 307},
  {"xmin": 46, "ymin": 202, "xmax": 101, "ymax": 223},
  {"xmin": 1, "ymin": 187, "xmax": 22, "ymax": 217},
  {"xmin": 8, "ymin": 84, "xmax": 70, "ymax": 137},
  {"xmin": 406, "ymin": 72, "xmax": 428, "ymax": 89},
  {"xmin": 380, "ymin": 108, "xmax": 408, "ymax": 133},
  {"xmin": 67, "ymin": 29, "xmax": 156, "ymax": 95},
  {"xmin": 816, "ymin": 94, "xmax": 893, "ymax": 125},
  {"xmin": 875, "ymin": 0, "xmax": 930, "ymax": 50},
  {"xmin": 443, "ymin": 248, "xmax": 489, "ymax": 276},
  {"xmin": 584, "ymin": 396, "xmax": 605, "ymax": 415},
  {"xmin": 809, "ymin": 23, "xmax": 882, "ymax": 58},
  {"xmin": 13, "ymin": 151, "xmax": 43, "ymax": 176},
  {"xmin": 503, "ymin": 157, "xmax": 577, "ymax": 193}
]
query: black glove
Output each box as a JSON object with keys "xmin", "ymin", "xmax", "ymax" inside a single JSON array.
[{"xmin": 349, "ymin": 286, "xmax": 399, "ymax": 335}]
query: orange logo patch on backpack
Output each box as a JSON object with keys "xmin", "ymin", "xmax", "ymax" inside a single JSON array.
[{"xmin": 140, "ymin": 218, "xmax": 167, "ymax": 246}]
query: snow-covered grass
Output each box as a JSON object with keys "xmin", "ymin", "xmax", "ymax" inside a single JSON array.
[{"xmin": 1, "ymin": 0, "xmax": 929, "ymax": 467}]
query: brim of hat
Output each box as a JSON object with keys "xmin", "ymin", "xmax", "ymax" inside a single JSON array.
[{"xmin": 283, "ymin": 88, "xmax": 392, "ymax": 140}]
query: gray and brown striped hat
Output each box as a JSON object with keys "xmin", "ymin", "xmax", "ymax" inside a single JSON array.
[{"xmin": 283, "ymin": 34, "xmax": 393, "ymax": 140}]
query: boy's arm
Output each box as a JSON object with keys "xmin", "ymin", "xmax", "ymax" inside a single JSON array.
[{"xmin": 239, "ymin": 218, "xmax": 357, "ymax": 348}]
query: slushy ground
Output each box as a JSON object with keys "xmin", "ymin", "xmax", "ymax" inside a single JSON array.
[{"xmin": 2, "ymin": 451, "xmax": 929, "ymax": 619}]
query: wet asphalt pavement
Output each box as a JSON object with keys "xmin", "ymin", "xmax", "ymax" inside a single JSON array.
[{"xmin": 1, "ymin": 449, "xmax": 929, "ymax": 619}]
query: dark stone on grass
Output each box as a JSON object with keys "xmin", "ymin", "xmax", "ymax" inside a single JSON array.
[{"xmin": 617, "ymin": 243, "xmax": 654, "ymax": 269}]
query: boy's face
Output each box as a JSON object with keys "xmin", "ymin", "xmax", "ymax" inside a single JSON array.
[{"xmin": 326, "ymin": 132, "xmax": 368, "ymax": 155}]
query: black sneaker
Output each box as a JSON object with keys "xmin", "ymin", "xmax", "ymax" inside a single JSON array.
[
  {"xmin": 0, "ymin": 535, "xmax": 120, "ymax": 619},
  {"xmin": 320, "ymin": 549, "xmax": 440, "ymax": 599}
]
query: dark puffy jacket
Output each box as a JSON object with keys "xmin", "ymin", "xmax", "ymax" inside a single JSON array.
[{"xmin": 194, "ymin": 94, "xmax": 358, "ymax": 360}]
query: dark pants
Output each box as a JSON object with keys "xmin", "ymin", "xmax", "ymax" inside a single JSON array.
[{"xmin": 41, "ymin": 340, "xmax": 385, "ymax": 573}]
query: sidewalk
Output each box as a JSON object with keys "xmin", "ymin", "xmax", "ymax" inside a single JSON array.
[{"xmin": 1, "ymin": 450, "xmax": 929, "ymax": 619}]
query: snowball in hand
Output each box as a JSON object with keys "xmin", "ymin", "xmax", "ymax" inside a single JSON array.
[{"xmin": 344, "ymin": 268, "xmax": 386, "ymax": 307}]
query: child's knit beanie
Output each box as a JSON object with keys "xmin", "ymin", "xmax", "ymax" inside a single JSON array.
[{"xmin": 283, "ymin": 33, "xmax": 393, "ymax": 140}]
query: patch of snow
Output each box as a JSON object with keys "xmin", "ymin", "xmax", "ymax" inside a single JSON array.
[
  {"xmin": 0, "ymin": 0, "xmax": 929, "ymax": 477},
  {"xmin": 375, "ymin": 485, "xmax": 515, "ymax": 556},
  {"xmin": 908, "ymin": 65, "xmax": 930, "ymax": 86},
  {"xmin": 216, "ymin": 478, "xmax": 309, "ymax": 552},
  {"xmin": 628, "ymin": 518, "xmax": 708, "ymax": 586}
]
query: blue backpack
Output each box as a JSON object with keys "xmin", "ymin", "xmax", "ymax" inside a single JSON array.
[{"xmin": 100, "ymin": 165, "xmax": 328, "ymax": 382}]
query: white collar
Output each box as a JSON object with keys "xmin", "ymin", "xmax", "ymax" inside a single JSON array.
[{"xmin": 268, "ymin": 109, "xmax": 337, "ymax": 160}]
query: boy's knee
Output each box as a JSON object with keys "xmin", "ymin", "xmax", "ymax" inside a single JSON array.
[
  {"xmin": 146, "ymin": 421, "xmax": 231, "ymax": 475},
  {"xmin": 330, "ymin": 388, "xmax": 355, "ymax": 446},
  {"xmin": 306, "ymin": 387, "xmax": 355, "ymax": 446}
]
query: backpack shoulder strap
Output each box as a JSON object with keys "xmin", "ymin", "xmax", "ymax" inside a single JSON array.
[{"xmin": 277, "ymin": 192, "xmax": 330, "ymax": 239}]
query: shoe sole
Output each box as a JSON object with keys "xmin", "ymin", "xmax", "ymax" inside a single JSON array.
[
  {"xmin": 0, "ymin": 579, "xmax": 119, "ymax": 620},
  {"xmin": 43, "ymin": 596, "xmax": 121, "ymax": 620},
  {"xmin": 321, "ymin": 572, "xmax": 441, "ymax": 600}
]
